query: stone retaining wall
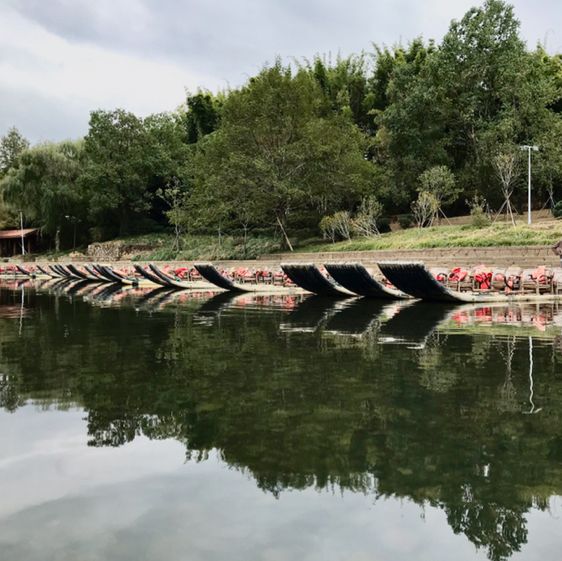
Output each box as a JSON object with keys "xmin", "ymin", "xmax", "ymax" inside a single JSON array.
[
  {"xmin": 260, "ymin": 246, "xmax": 560, "ymax": 269},
  {"xmin": 26, "ymin": 244, "xmax": 560, "ymax": 271}
]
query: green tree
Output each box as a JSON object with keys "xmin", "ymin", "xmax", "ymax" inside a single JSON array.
[
  {"xmin": 192, "ymin": 61, "xmax": 375, "ymax": 250},
  {"xmin": 303, "ymin": 54, "xmax": 371, "ymax": 132},
  {"xmin": 183, "ymin": 91, "xmax": 223, "ymax": 144},
  {"xmin": 374, "ymin": 39, "xmax": 441, "ymax": 205},
  {"xmin": 0, "ymin": 127, "xmax": 29, "ymax": 175},
  {"xmin": 82, "ymin": 109, "xmax": 151, "ymax": 236},
  {"xmin": 156, "ymin": 180, "xmax": 190, "ymax": 252},
  {"xmin": 0, "ymin": 140, "xmax": 86, "ymax": 251},
  {"xmin": 81, "ymin": 109, "xmax": 189, "ymax": 237},
  {"xmin": 418, "ymin": 165, "xmax": 459, "ymax": 218}
]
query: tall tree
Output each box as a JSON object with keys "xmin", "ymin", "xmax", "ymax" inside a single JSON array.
[
  {"xmin": 183, "ymin": 91, "xmax": 223, "ymax": 144},
  {"xmin": 192, "ymin": 61, "xmax": 375, "ymax": 249},
  {"xmin": 428, "ymin": 0, "xmax": 538, "ymax": 201},
  {"xmin": 374, "ymin": 39, "xmax": 441, "ymax": 206},
  {"xmin": 0, "ymin": 127, "xmax": 29, "ymax": 176},
  {"xmin": 0, "ymin": 141, "xmax": 85, "ymax": 251}
]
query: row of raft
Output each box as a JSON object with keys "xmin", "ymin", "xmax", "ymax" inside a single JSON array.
[{"xmin": 6, "ymin": 261, "xmax": 562, "ymax": 303}]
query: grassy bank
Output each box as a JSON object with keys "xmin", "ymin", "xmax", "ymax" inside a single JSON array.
[
  {"xmin": 37, "ymin": 220, "xmax": 562, "ymax": 261},
  {"xmin": 296, "ymin": 221, "xmax": 562, "ymax": 253},
  {"xmin": 127, "ymin": 233, "xmax": 282, "ymax": 261}
]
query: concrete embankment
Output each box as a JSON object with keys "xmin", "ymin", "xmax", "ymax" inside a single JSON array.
[
  {"xmin": 260, "ymin": 246, "xmax": 560, "ymax": 270},
  {"xmin": 28, "ymin": 244, "xmax": 559, "ymax": 270}
]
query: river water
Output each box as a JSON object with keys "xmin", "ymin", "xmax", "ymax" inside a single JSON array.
[{"xmin": 1, "ymin": 280, "xmax": 562, "ymax": 561}]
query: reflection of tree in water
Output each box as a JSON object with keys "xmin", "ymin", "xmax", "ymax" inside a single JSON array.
[
  {"xmin": 497, "ymin": 336, "xmax": 518, "ymax": 414},
  {"xmin": 2, "ymin": 293, "xmax": 562, "ymax": 561},
  {"xmin": 446, "ymin": 499, "xmax": 527, "ymax": 561},
  {"xmin": 0, "ymin": 373, "xmax": 25, "ymax": 412},
  {"xmin": 416, "ymin": 333, "xmax": 460, "ymax": 393}
]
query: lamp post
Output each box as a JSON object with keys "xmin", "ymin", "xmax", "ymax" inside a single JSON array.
[
  {"xmin": 520, "ymin": 145, "xmax": 539, "ymax": 225},
  {"xmin": 19, "ymin": 211, "xmax": 25, "ymax": 256},
  {"xmin": 65, "ymin": 215, "xmax": 80, "ymax": 249}
]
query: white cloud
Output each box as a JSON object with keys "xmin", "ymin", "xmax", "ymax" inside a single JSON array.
[
  {"xmin": 0, "ymin": 5, "xmax": 220, "ymax": 141},
  {"xmin": 0, "ymin": 0, "xmax": 560, "ymax": 142}
]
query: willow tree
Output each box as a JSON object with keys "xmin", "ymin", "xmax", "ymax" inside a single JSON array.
[
  {"xmin": 192, "ymin": 61, "xmax": 375, "ymax": 250},
  {"xmin": 0, "ymin": 140, "xmax": 85, "ymax": 251}
]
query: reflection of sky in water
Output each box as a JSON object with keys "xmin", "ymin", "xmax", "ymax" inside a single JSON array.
[{"xmin": 0, "ymin": 407, "xmax": 559, "ymax": 561}]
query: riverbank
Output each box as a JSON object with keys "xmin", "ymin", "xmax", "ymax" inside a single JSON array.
[
  {"xmin": 297, "ymin": 220, "xmax": 562, "ymax": 252},
  {"xmin": 13, "ymin": 218, "xmax": 562, "ymax": 267}
]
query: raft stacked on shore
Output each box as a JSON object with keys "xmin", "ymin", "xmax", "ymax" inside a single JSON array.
[
  {"xmin": 6, "ymin": 260, "xmax": 562, "ymax": 303},
  {"xmin": 280, "ymin": 261, "xmax": 562, "ymax": 303}
]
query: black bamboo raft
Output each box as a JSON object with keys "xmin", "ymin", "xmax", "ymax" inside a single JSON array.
[
  {"xmin": 148, "ymin": 264, "xmax": 195, "ymax": 289},
  {"xmin": 66, "ymin": 264, "xmax": 98, "ymax": 281},
  {"xmin": 49, "ymin": 264, "xmax": 67, "ymax": 278},
  {"xmin": 194, "ymin": 263, "xmax": 245, "ymax": 292},
  {"xmin": 134, "ymin": 264, "xmax": 170, "ymax": 287},
  {"xmin": 16, "ymin": 265, "xmax": 34, "ymax": 277},
  {"xmin": 324, "ymin": 263, "xmax": 406, "ymax": 299},
  {"xmin": 280, "ymin": 263, "xmax": 351, "ymax": 297},
  {"xmin": 377, "ymin": 262, "xmax": 458, "ymax": 302},
  {"xmin": 84, "ymin": 265, "xmax": 109, "ymax": 281},
  {"xmin": 377, "ymin": 261, "xmax": 562, "ymax": 303}
]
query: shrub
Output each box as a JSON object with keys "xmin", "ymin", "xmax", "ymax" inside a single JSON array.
[
  {"xmin": 332, "ymin": 211, "xmax": 352, "ymax": 240},
  {"xmin": 319, "ymin": 215, "xmax": 337, "ymax": 243},
  {"xmin": 397, "ymin": 214, "xmax": 413, "ymax": 230},
  {"xmin": 553, "ymin": 201, "xmax": 562, "ymax": 219},
  {"xmin": 412, "ymin": 191, "xmax": 439, "ymax": 228},
  {"xmin": 320, "ymin": 211, "xmax": 352, "ymax": 242},
  {"xmin": 467, "ymin": 194, "xmax": 491, "ymax": 228},
  {"xmin": 352, "ymin": 196, "xmax": 383, "ymax": 237},
  {"xmin": 377, "ymin": 216, "xmax": 391, "ymax": 233}
]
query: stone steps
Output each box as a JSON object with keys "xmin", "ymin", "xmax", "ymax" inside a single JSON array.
[{"xmin": 43, "ymin": 244, "xmax": 561, "ymax": 271}]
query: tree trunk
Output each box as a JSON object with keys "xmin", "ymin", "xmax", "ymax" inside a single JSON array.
[
  {"xmin": 174, "ymin": 223, "xmax": 181, "ymax": 252},
  {"xmin": 55, "ymin": 226, "xmax": 61, "ymax": 253},
  {"xmin": 119, "ymin": 208, "xmax": 130, "ymax": 236},
  {"xmin": 242, "ymin": 224, "xmax": 249, "ymax": 258},
  {"xmin": 276, "ymin": 214, "xmax": 293, "ymax": 252}
]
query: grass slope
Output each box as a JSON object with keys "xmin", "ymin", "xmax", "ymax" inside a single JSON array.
[{"xmin": 297, "ymin": 221, "xmax": 562, "ymax": 253}]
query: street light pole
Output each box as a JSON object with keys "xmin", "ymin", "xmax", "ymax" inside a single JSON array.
[
  {"xmin": 520, "ymin": 145, "xmax": 539, "ymax": 225},
  {"xmin": 19, "ymin": 211, "xmax": 25, "ymax": 256}
]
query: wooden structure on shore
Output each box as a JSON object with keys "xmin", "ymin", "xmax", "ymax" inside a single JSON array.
[{"xmin": 0, "ymin": 229, "xmax": 39, "ymax": 257}]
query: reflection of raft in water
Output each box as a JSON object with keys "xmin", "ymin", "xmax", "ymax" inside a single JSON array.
[{"xmin": 377, "ymin": 262, "xmax": 562, "ymax": 303}]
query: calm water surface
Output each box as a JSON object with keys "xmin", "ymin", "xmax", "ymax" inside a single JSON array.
[{"xmin": 1, "ymin": 279, "xmax": 562, "ymax": 561}]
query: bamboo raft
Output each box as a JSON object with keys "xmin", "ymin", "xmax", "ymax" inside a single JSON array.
[{"xmin": 4, "ymin": 260, "xmax": 562, "ymax": 304}]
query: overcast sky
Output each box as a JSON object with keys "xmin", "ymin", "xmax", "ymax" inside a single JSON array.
[{"xmin": 1, "ymin": 0, "xmax": 560, "ymax": 143}]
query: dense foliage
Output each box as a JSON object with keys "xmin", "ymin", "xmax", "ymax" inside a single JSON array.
[{"xmin": 1, "ymin": 0, "xmax": 561, "ymax": 251}]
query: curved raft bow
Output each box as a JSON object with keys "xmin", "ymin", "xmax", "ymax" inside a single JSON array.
[
  {"xmin": 377, "ymin": 261, "xmax": 562, "ymax": 303},
  {"xmin": 194, "ymin": 262, "xmax": 303, "ymax": 293},
  {"xmin": 97, "ymin": 265, "xmax": 138, "ymax": 285},
  {"xmin": 148, "ymin": 264, "xmax": 197, "ymax": 289},
  {"xmin": 280, "ymin": 263, "xmax": 352, "ymax": 297},
  {"xmin": 324, "ymin": 263, "xmax": 407, "ymax": 300},
  {"xmin": 193, "ymin": 263, "xmax": 248, "ymax": 292},
  {"xmin": 36, "ymin": 265, "xmax": 55, "ymax": 277},
  {"xmin": 59, "ymin": 264, "xmax": 87, "ymax": 280},
  {"xmin": 49, "ymin": 264, "xmax": 68, "ymax": 278},
  {"xmin": 134, "ymin": 264, "xmax": 171, "ymax": 287},
  {"xmin": 16, "ymin": 265, "xmax": 35, "ymax": 278},
  {"xmin": 84, "ymin": 264, "xmax": 111, "ymax": 282},
  {"xmin": 66, "ymin": 264, "xmax": 100, "ymax": 282}
]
